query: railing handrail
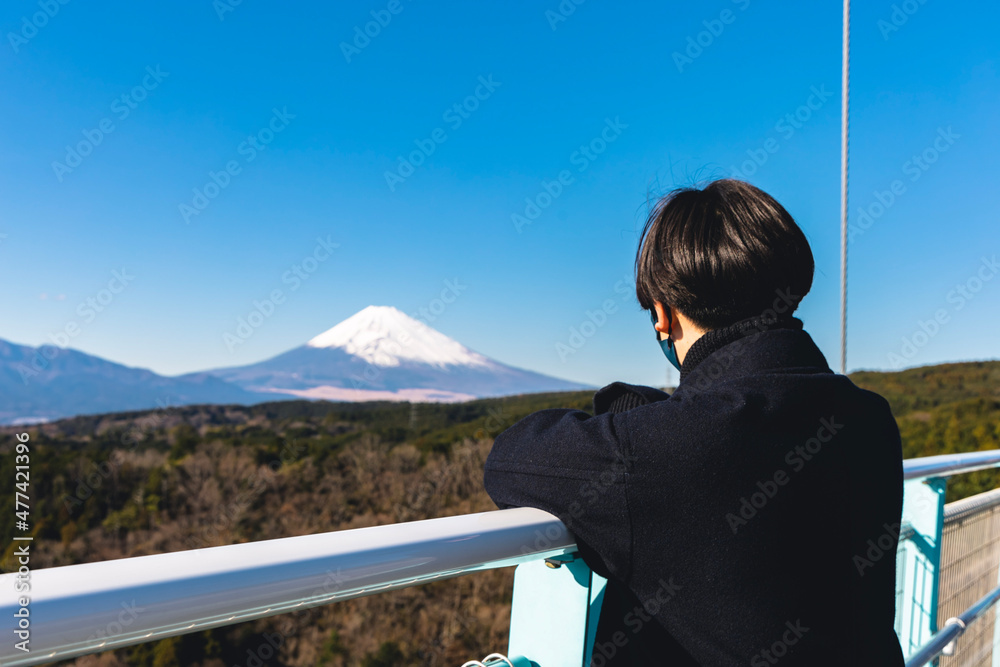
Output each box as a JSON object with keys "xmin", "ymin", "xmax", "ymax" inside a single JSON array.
[
  {"xmin": 943, "ymin": 487, "xmax": 1000, "ymax": 524},
  {"xmin": 898, "ymin": 450, "xmax": 1000, "ymax": 667},
  {"xmin": 7, "ymin": 449, "xmax": 1000, "ymax": 667},
  {"xmin": 904, "ymin": 582, "xmax": 1000, "ymax": 667},
  {"xmin": 903, "ymin": 450, "xmax": 1000, "ymax": 480},
  {"xmin": 0, "ymin": 507, "xmax": 574, "ymax": 667}
]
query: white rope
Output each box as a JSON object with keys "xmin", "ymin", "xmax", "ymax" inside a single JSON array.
[
  {"xmin": 460, "ymin": 652, "xmax": 514, "ymax": 667},
  {"xmin": 839, "ymin": 0, "xmax": 851, "ymax": 375}
]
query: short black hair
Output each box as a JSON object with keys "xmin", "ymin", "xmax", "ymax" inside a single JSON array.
[{"xmin": 635, "ymin": 179, "xmax": 814, "ymax": 330}]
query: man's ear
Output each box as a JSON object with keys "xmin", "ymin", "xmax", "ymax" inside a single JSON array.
[{"xmin": 653, "ymin": 302, "xmax": 671, "ymax": 333}]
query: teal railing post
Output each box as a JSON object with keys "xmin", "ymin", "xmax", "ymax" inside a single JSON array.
[
  {"xmin": 896, "ymin": 477, "xmax": 946, "ymax": 658},
  {"xmin": 507, "ymin": 553, "xmax": 607, "ymax": 666}
]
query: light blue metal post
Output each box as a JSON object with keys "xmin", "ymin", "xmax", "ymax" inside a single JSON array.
[
  {"xmin": 508, "ymin": 554, "xmax": 607, "ymax": 666},
  {"xmin": 897, "ymin": 477, "xmax": 946, "ymax": 659}
]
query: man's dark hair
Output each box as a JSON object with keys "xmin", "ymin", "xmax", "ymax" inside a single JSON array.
[{"xmin": 635, "ymin": 178, "xmax": 814, "ymax": 330}]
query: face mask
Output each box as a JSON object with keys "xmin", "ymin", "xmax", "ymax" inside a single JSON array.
[{"xmin": 651, "ymin": 310, "xmax": 681, "ymax": 371}]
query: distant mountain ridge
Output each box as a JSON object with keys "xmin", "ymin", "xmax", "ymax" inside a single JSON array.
[
  {"xmin": 0, "ymin": 339, "xmax": 273, "ymax": 426},
  {"xmin": 0, "ymin": 305, "xmax": 590, "ymax": 424},
  {"xmin": 187, "ymin": 306, "xmax": 589, "ymax": 403}
]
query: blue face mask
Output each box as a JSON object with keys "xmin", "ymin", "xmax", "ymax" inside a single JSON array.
[{"xmin": 651, "ymin": 310, "xmax": 681, "ymax": 371}]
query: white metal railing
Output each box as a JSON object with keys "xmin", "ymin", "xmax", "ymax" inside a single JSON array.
[
  {"xmin": 903, "ymin": 451, "xmax": 1000, "ymax": 480},
  {"xmin": 903, "ymin": 451, "xmax": 1000, "ymax": 667},
  {"xmin": 5, "ymin": 450, "xmax": 1000, "ymax": 667},
  {"xmin": 0, "ymin": 507, "xmax": 573, "ymax": 667},
  {"xmin": 906, "ymin": 584, "xmax": 1000, "ymax": 667}
]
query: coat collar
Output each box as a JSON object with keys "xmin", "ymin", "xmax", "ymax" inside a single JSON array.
[{"xmin": 679, "ymin": 314, "xmax": 830, "ymax": 386}]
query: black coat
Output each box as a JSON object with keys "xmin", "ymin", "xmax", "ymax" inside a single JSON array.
[{"xmin": 483, "ymin": 315, "xmax": 905, "ymax": 666}]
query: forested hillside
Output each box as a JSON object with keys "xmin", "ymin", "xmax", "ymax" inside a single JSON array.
[
  {"xmin": 851, "ymin": 361, "xmax": 1000, "ymax": 500},
  {"xmin": 1, "ymin": 361, "xmax": 997, "ymax": 665},
  {"xmin": 0, "ymin": 392, "xmax": 593, "ymax": 667}
]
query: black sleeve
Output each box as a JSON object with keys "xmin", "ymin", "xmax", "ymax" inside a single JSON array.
[
  {"xmin": 482, "ymin": 407, "xmax": 635, "ymax": 582},
  {"xmin": 593, "ymin": 381, "xmax": 670, "ymax": 415}
]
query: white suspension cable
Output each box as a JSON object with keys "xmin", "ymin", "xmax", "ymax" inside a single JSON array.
[{"xmin": 840, "ymin": 0, "xmax": 851, "ymax": 375}]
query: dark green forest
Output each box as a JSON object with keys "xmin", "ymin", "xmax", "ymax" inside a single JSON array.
[
  {"xmin": 851, "ymin": 361, "xmax": 1000, "ymax": 500},
  {"xmin": 1, "ymin": 361, "xmax": 998, "ymax": 666}
]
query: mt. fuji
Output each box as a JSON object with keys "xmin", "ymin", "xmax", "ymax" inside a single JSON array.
[
  {"xmin": 189, "ymin": 306, "xmax": 590, "ymax": 402},
  {"xmin": 307, "ymin": 306, "xmax": 493, "ymax": 370}
]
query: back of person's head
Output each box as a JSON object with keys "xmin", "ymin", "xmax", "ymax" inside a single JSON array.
[{"xmin": 635, "ymin": 178, "xmax": 814, "ymax": 330}]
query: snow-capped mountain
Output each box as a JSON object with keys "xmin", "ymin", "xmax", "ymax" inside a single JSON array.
[
  {"xmin": 191, "ymin": 305, "xmax": 590, "ymax": 402},
  {"xmin": 0, "ymin": 306, "xmax": 591, "ymax": 424},
  {"xmin": 306, "ymin": 306, "xmax": 493, "ymax": 369}
]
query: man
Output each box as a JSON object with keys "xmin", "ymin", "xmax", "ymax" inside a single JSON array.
[{"xmin": 483, "ymin": 179, "xmax": 905, "ymax": 665}]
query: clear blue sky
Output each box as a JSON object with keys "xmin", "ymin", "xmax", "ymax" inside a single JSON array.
[{"xmin": 2, "ymin": 1, "xmax": 997, "ymax": 389}]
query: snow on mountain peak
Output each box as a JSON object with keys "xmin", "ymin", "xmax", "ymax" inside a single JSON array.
[{"xmin": 306, "ymin": 305, "xmax": 492, "ymax": 369}]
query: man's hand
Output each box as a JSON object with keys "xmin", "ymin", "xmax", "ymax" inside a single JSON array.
[{"xmin": 593, "ymin": 382, "xmax": 670, "ymax": 414}]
